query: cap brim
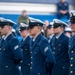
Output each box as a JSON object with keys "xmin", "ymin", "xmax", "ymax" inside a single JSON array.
[
  {"xmin": 19, "ymin": 27, "xmax": 29, "ymax": 31},
  {"xmin": 53, "ymin": 23, "xmax": 67, "ymax": 28},
  {"xmin": 29, "ymin": 25, "xmax": 35, "ymax": 29},
  {"xmin": 47, "ymin": 25, "xmax": 52, "ymax": 29},
  {"xmin": 0, "ymin": 22, "xmax": 14, "ymax": 26}
]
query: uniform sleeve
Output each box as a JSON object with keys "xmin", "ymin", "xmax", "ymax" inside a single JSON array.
[
  {"xmin": 40, "ymin": 39, "xmax": 55, "ymax": 73},
  {"xmin": 57, "ymin": 3, "xmax": 60, "ymax": 11},
  {"xmin": 65, "ymin": 2, "xmax": 69, "ymax": 11},
  {"xmin": 10, "ymin": 38, "xmax": 23, "ymax": 65}
]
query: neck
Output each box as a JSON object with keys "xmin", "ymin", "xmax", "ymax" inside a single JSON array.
[
  {"xmin": 55, "ymin": 32, "xmax": 63, "ymax": 36},
  {"xmin": 48, "ymin": 34, "xmax": 53, "ymax": 36},
  {"xmin": 33, "ymin": 32, "xmax": 40, "ymax": 39},
  {"xmin": 5, "ymin": 31, "xmax": 12, "ymax": 37},
  {"xmin": 23, "ymin": 34, "xmax": 29, "ymax": 39}
]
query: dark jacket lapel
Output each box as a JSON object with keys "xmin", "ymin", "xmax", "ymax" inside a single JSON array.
[
  {"xmin": 69, "ymin": 35, "xmax": 75, "ymax": 51},
  {"xmin": 31, "ymin": 33, "xmax": 41, "ymax": 51},
  {"xmin": 21, "ymin": 36, "xmax": 30, "ymax": 48},
  {"xmin": 52, "ymin": 35, "xmax": 56, "ymax": 47},
  {"xmin": 1, "ymin": 34, "xmax": 12, "ymax": 47},
  {"xmin": 54, "ymin": 33, "xmax": 64, "ymax": 47}
]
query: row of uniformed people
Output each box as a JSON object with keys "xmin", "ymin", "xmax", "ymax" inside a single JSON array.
[
  {"xmin": 19, "ymin": 18, "xmax": 55, "ymax": 75},
  {"xmin": 0, "ymin": 17, "xmax": 55, "ymax": 75},
  {"xmin": 26, "ymin": 11, "xmax": 75, "ymax": 75},
  {"xmin": 49, "ymin": 19, "xmax": 70, "ymax": 75},
  {"xmin": 46, "ymin": 11, "xmax": 75, "ymax": 75},
  {"xmin": 47, "ymin": 22, "xmax": 72, "ymax": 44},
  {"xmin": 0, "ymin": 10, "xmax": 75, "ymax": 75}
]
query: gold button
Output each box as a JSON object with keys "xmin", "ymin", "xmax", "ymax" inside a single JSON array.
[
  {"xmin": 28, "ymin": 64, "xmax": 30, "ymax": 66},
  {"xmin": 54, "ymin": 47, "xmax": 55, "ymax": 49},
  {"xmin": 30, "ymin": 52, "xmax": 32, "ymax": 54},
  {"xmin": 31, "ymin": 62, "xmax": 33, "ymax": 64},
  {"xmin": 0, "ymin": 48, "xmax": 1, "ymax": 50},
  {"xmin": 4, "ymin": 49, "xmax": 5, "ymax": 50},
  {"xmin": 71, "ymin": 58, "xmax": 73, "ymax": 60},
  {"xmin": 53, "ymin": 52, "xmax": 55, "ymax": 54},
  {"xmin": 6, "ymin": 66, "xmax": 8, "ymax": 68},
  {"xmin": 20, "ymin": 60, "xmax": 23, "ymax": 63},
  {"xmin": 30, "ymin": 67, "xmax": 32, "ymax": 69},
  {"xmin": 31, "ymin": 57, "xmax": 33, "ymax": 59},
  {"xmin": 71, "ymin": 51, "xmax": 74, "ymax": 53},
  {"xmin": 70, "ymin": 71, "xmax": 73, "ymax": 73},
  {"xmin": 38, "ymin": 73, "xmax": 40, "ymax": 75},
  {"xmin": 70, "ymin": 64, "xmax": 73, "ymax": 67}
]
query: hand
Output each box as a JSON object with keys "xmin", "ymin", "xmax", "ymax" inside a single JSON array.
[{"xmin": 60, "ymin": 10, "xmax": 67, "ymax": 14}]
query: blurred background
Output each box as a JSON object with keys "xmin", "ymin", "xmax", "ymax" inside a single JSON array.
[
  {"xmin": 0, "ymin": 0, "xmax": 74, "ymax": 26},
  {"xmin": 0, "ymin": 0, "xmax": 74, "ymax": 40}
]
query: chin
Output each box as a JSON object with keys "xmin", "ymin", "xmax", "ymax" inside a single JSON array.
[{"xmin": 30, "ymin": 33, "xmax": 32, "ymax": 36}]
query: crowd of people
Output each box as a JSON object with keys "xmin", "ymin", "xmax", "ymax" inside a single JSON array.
[
  {"xmin": 0, "ymin": 0, "xmax": 75, "ymax": 75},
  {"xmin": 0, "ymin": 10, "xmax": 75, "ymax": 75}
]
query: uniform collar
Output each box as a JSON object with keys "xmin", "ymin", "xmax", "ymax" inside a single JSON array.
[
  {"xmin": 56, "ymin": 33, "xmax": 62, "ymax": 39},
  {"xmin": 24, "ymin": 36, "xmax": 30, "ymax": 41},
  {"xmin": 4, "ymin": 33, "xmax": 12, "ymax": 40},
  {"xmin": 33, "ymin": 33, "xmax": 41, "ymax": 42},
  {"xmin": 49, "ymin": 34, "xmax": 54, "ymax": 39}
]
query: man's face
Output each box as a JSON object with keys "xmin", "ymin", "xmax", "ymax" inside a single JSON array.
[
  {"xmin": 29, "ymin": 26, "xmax": 38, "ymax": 36},
  {"xmin": 47, "ymin": 27, "xmax": 53, "ymax": 35},
  {"xmin": 61, "ymin": 0, "xmax": 65, "ymax": 3},
  {"xmin": 71, "ymin": 23, "xmax": 75, "ymax": 32},
  {"xmin": 22, "ymin": 11, "xmax": 26, "ymax": 16},
  {"xmin": 20, "ymin": 30, "xmax": 28, "ymax": 37},
  {"xmin": 53, "ymin": 27, "xmax": 62, "ymax": 34},
  {"xmin": 0, "ymin": 25, "xmax": 9, "ymax": 36}
]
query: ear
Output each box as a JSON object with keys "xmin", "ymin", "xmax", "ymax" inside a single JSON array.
[{"xmin": 61, "ymin": 27, "xmax": 64, "ymax": 31}]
